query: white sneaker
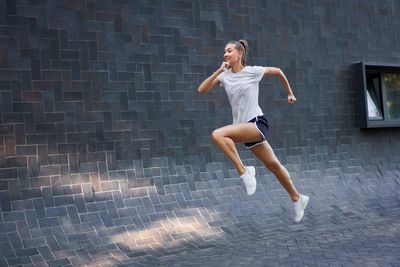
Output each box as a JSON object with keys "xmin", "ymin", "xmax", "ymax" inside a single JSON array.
[
  {"xmin": 240, "ymin": 166, "xmax": 256, "ymax": 195},
  {"xmin": 294, "ymin": 194, "xmax": 309, "ymax": 222}
]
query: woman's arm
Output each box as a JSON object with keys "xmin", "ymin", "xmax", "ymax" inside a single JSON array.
[
  {"xmin": 265, "ymin": 67, "xmax": 297, "ymax": 104},
  {"xmin": 198, "ymin": 62, "xmax": 229, "ymax": 94}
]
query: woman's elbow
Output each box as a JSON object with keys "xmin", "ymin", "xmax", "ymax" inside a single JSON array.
[
  {"xmin": 274, "ymin": 68, "xmax": 285, "ymax": 78},
  {"xmin": 198, "ymin": 86, "xmax": 206, "ymax": 94},
  {"xmin": 276, "ymin": 67, "xmax": 283, "ymax": 75}
]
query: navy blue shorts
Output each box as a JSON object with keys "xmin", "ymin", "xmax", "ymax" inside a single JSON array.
[{"xmin": 244, "ymin": 115, "xmax": 269, "ymax": 148}]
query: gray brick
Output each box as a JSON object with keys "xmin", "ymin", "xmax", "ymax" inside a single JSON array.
[
  {"xmin": 53, "ymin": 196, "xmax": 74, "ymax": 206},
  {"xmin": 117, "ymin": 207, "xmax": 137, "ymax": 218},
  {"xmin": 0, "ymin": 242, "xmax": 16, "ymax": 258},
  {"xmin": 93, "ymin": 191, "xmax": 113, "ymax": 202},
  {"xmin": 79, "ymin": 213, "xmax": 102, "ymax": 225},
  {"xmin": 72, "ymin": 194, "xmax": 86, "ymax": 214},
  {"xmin": 3, "ymin": 211, "xmax": 25, "ymax": 222},
  {"xmin": 41, "ymin": 186, "xmax": 54, "ymax": 207},
  {"xmin": 30, "ymin": 177, "xmax": 51, "ymax": 188},
  {"xmin": 0, "ymin": 222, "xmax": 17, "ymax": 233},
  {"xmin": 25, "ymin": 210, "xmax": 39, "ymax": 229},
  {"xmin": 16, "ymin": 221, "xmax": 30, "ymax": 239},
  {"xmin": 6, "ymin": 256, "xmax": 32, "ymax": 265},
  {"xmin": 66, "ymin": 206, "xmax": 80, "ymax": 224},
  {"xmin": 82, "ymin": 184, "xmax": 94, "ymax": 202},
  {"xmin": 15, "ymin": 247, "xmax": 39, "ymax": 257},
  {"xmin": 8, "ymin": 232, "xmax": 23, "ymax": 249},
  {"xmin": 38, "ymin": 245, "xmax": 55, "ymax": 259},
  {"xmin": 112, "ymin": 191, "xmax": 125, "ymax": 209},
  {"xmin": 86, "ymin": 202, "xmax": 107, "ymax": 212},
  {"xmin": 0, "ymin": 192, "xmax": 11, "ymax": 212},
  {"xmin": 0, "ymin": 168, "xmax": 18, "ymax": 179},
  {"xmin": 62, "ymin": 184, "xmax": 82, "ymax": 195},
  {"xmin": 33, "ymin": 199, "xmax": 46, "ymax": 218},
  {"xmin": 38, "ymin": 218, "xmax": 59, "ymax": 228},
  {"xmin": 99, "ymin": 211, "xmax": 113, "ymax": 227},
  {"xmin": 45, "ymin": 207, "xmax": 67, "ymax": 217}
]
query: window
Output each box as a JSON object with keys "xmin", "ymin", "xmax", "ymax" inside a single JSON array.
[
  {"xmin": 355, "ymin": 62, "xmax": 400, "ymax": 128},
  {"xmin": 383, "ymin": 73, "xmax": 400, "ymax": 120}
]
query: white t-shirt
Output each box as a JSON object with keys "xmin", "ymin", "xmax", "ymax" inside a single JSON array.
[{"xmin": 217, "ymin": 66, "xmax": 265, "ymax": 124}]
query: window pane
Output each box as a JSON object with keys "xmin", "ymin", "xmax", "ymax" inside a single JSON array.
[
  {"xmin": 366, "ymin": 73, "xmax": 383, "ymax": 120},
  {"xmin": 383, "ymin": 73, "xmax": 400, "ymax": 120}
]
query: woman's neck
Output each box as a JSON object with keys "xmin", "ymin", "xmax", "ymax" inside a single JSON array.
[{"xmin": 230, "ymin": 63, "xmax": 244, "ymax": 73}]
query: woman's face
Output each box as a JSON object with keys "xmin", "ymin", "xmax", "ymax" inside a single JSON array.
[{"xmin": 224, "ymin": 43, "xmax": 242, "ymax": 66}]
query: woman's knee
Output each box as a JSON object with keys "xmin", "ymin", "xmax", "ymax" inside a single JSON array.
[{"xmin": 211, "ymin": 129, "xmax": 223, "ymax": 143}]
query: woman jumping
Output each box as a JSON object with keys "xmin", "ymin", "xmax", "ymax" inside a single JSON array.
[{"xmin": 198, "ymin": 40, "xmax": 309, "ymax": 222}]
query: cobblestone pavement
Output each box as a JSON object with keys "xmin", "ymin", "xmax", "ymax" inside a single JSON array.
[
  {"xmin": 120, "ymin": 190, "xmax": 400, "ymax": 267},
  {"xmin": 1, "ymin": 165, "xmax": 399, "ymax": 267}
]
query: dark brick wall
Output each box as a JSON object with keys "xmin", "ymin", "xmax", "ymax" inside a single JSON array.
[
  {"xmin": 1, "ymin": 0, "xmax": 399, "ymax": 195},
  {"xmin": 0, "ymin": 1, "xmax": 400, "ymax": 265}
]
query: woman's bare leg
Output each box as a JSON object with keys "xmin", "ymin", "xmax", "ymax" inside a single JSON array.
[
  {"xmin": 211, "ymin": 123, "xmax": 262, "ymax": 175},
  {"xmin": 250, "ymin": 142, "xmax": 300, "ymax": 202}
]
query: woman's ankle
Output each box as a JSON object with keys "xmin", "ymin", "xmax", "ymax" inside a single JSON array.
[
  {"xmin": 291, "ymin": 193, "xmax": 301, "ymax": 202},
  {"xmin": 238, "ymin": 166, "xmax": 246, "ymax": 176}
]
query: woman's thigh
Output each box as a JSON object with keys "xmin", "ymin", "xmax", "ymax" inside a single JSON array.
[{"xmin": 213, "ymin": 123, "xmax": 263, "ymax": 144}]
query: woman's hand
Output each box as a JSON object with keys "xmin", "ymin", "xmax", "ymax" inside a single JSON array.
[
  {"xmin": 219, "ymin": 61, "xmax": 230, "ymax": 71},
  {"xmin": 288, "ymin": 94, "xmax": 297, "ymax": 104}
]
